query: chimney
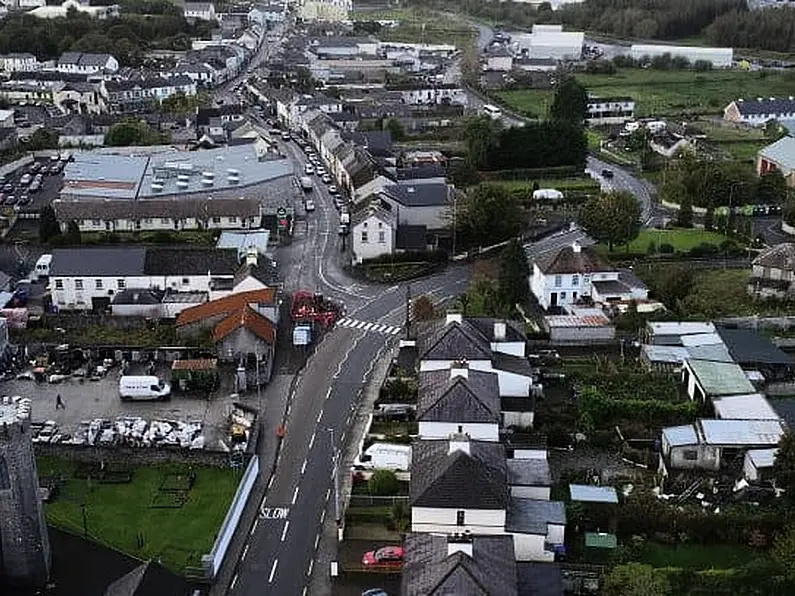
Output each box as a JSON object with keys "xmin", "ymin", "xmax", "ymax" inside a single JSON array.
[
  {"xmin": 245, "ymin": 247, "xmax": 258, "ymax": 266},
  {"xmin": 493, "ymin": 320, "xmax": 506, "ymax": 341},
  {"xmin": 447, "ymin": 533, "xmax": 473, "ymax": 557},
  {"xmin": 572, "ymin": 241, "xmax": 582, "ymax": 254},
  {"xmin": 450, "ymin": 360, "xmax": 468, "ymax": 380},
  {"xmin": 446, "ymin": 313, "xmax": 463, "ymax": 325},
  {"xmin": 448, "ymin": 432, "xmax": 470, "ymax": 455}
]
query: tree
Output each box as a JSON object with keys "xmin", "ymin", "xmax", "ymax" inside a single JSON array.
[
  {"xmin": 384, "ymin": 118, "xmax": 405, "ymax": 141},
  {"xmin": 39, "ymin": 205, "xmax": 61, "ymax": 243},
  {"xmin": 65, "ymin": 220, "xmax": 82, "ymax": 245},
  {"xmin": 367, "ymin": 469, "xmax": 400, "ymax": 496},
  {"xmin": 757, "ymin": 170, "xmax": 788, "ymax": 205},
  {"xmin": 463, "ymin": 116, "xmax": 499, "ymax": 169},
  {"xmin": 412, "ymin": 295, "xmax": 436, "ymax": 322},
  {"xmin": 457, "ymin": 184, "xmax": 524, "ymax": 247},
  {"xmin": 650, "ymin": 264, "xmax": 694, "ymax": 312},
  {"xmin": 449, "ymin": 159, "xmax": 481, "ymax": 189},
  {"xmin": 774, "ymin": 431, "xmax": 795, "ymax": 496},
  {"xmin": 550, "ymin": 77, "xmax": 588, "ymax": 124},
  {"xmin": 677, "ymin": 196, "xmax": 693, "ymax": 228},
  {"xmin": 498, "ymin": 239, "xmax": 530, "ymax": 309},
  {"xmin": 106, "ymin": 119, "xmax": 167, "ymax": 146},
  {"xmin": 602, "ymin": 563, "xmax": 671, "ymax": 596},
  {"xmin": 579, "ymin": 191, "xmax": 641, "ymax": 251}
]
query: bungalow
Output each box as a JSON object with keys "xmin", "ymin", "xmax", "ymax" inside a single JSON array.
[
  {"xmin": 757, "ymin": 136, "xmax": 795, "ymax": 188},
  {"xmin": 724, "ymin": 97, "xmax": 795, "ymax": 127}
]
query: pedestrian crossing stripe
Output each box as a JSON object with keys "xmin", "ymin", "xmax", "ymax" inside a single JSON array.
[{"xmin": 336, "ymin": 318, "xmax": 402, "ymax": 335}]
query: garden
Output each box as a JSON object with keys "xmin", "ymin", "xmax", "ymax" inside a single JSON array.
[{"xmin": 38, "ymin": 457, "xmax": 240, "ymax": 573}]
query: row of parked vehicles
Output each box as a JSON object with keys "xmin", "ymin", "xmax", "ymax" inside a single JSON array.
[{"xmin": 0, "ymin": 152, "xmax": 72, "ymax": 207}]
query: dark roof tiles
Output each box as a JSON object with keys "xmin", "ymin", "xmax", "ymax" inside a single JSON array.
[{"xmin": 417, "ymin": 369, "xmax": 500, "ymax": 423}]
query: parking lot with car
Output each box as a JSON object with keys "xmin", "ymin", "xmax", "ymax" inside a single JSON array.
[{"xmin": 1, "ymin": 152, "xmax": 69, "ymax": 215}]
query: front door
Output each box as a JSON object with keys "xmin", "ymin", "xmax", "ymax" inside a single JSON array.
[{"xmin": 550, "ymin": 292, "xmax": 558, "ymax": 307}]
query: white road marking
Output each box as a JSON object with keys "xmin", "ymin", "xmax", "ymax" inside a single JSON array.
[
  {"xmin": 267, "ymin": 476, "xmax": 274, "ymax": 490},
  {"xmin": 316, "ymin": 409, "xmax": 323, "ymax": 422},
  {"xmin": 309, "ymin": 433, "xmax": 316, "ymax": 449},
  {"xmin": 301, "ymin": 459, "xmax": 307, "ymax": 474},
  {"xmin": 307, "ymin": 559, "xmax": 314, "ymax": 577},
  {"xmin": 325, "ymin": 387, "xmax": 332, "ymax": 400},
  {"xmin": 250, "ymin": 519, "xmax": 259, "ymax": 536},
  {"xmin": 281, "ymin": 520, "xmax": 290, "ymax": 542},
  {"xmin": 230, "ymin": 573, "xmax": 239, "ymax": 591},
  {"xmin": 325, "ymin": 488, "xmax": 331, "ymax": 501},
  {"xmin": 302, "ymin": 587, "xmax": 308, "ymax": 596},
  {"xmin": 320, "ymin": 509, "xmax": 326, "ymax": 524},
  {"xmin": 292, "ymin": 486, "xmax": 300, "ymax": 505},
  {"xmin": 314, "ymin": 534, "xmax": 321, "ymax": 550},
  {"xmin": 268, "ymin": 559, "xmax": 278, "ymax": 583}
]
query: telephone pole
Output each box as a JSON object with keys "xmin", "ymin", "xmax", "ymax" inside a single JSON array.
[{"xmin": 405, "ymin": 283, "xmax": 412, "ymax": 339}]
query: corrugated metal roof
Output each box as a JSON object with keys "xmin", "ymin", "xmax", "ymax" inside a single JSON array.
[
  {"xmin": 713, "ymin": 393, "xmax": 780, "ymax": 420},
  {"xmin": 569, "ymin": 484, "xmax": 619, "ymax": 504},
  {"xmin": 662, "ymin": 424, "xmax": 698, "ymax": 447},
  {"xmin": 643, "ymin": 344, "xmax": 689, "ymax": 364},
  {"xmin": 759, "ymin": 135, "xmax": 795, "ymax": 171},
  {"xmin": 545, "ymin": 315, "xmax": 610, "ymax": 328},
  {"xmin": 747, "ymin": 448, "xmax": 778, "ymax": 468},
  {"xmin": 699, "ymin": 419, "xmax": 785, "ymax": 446},
  {"xmin": 648, "ymin": 321, "xmax": 716, "ymax": 338},
  {"xmin": 680, "ymin": 333, "xmax": 724, "ymax": 347},
  {"xmin": 686, "ymin": 359, "xmax": 756, "ymax": 396}
]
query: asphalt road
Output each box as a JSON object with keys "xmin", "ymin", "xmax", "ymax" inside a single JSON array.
[{"xmin": 586, "ymin": 155, "xmax": 659, "ymax": 227}]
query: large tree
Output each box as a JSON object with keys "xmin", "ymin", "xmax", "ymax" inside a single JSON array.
[
  {"xmin": 550, "ymin": 77, "xmax": 588, "ymax": 124},
  {"xmin": 499, "ymin": 239, "xmax": 530, "ymax": 308},
  {"xmin": 579, "ymin": 191, "xmax": 641, "ymax": 251},
  {"xmin": 463, "ymin": 116, "xmax": 500, "ymax": 169},
  {"xmin": 773, "ymin": 430, "xmax": 795, "ymax": 496},
  {"xmin": 457, "ymin": 184, "xmax": 524, "ymax": 248},
  {"xmin": 602, "ymin": 563, "xmax": 671, "ymax": 596},
  {"xmin": 757, "ymin": 169, "xmax": 788, "ymax": 205}
]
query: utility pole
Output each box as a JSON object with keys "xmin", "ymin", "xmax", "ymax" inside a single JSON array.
[{"xmin": 405, "ymin": 283, "xmax": 412, "ymax": 339}]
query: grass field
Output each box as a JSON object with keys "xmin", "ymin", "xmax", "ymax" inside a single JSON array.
[
  {"xmin": 638, "ymin": 542, "xmax": 756, "ymax": 570},
  {"xmin": 619, "ymin": 228, "xmax": 731, "ymax": 254},
  {"xmin": 39, "ymin": 457, "xmax": 239, "ymax": 573},
  {"xmin": 351, "ymin": 7, "xmax": 475, "ymax": 46},
  {"xmin": 491, "ymin": 176, "xmax": 601, "ymax": 193},
  {"xmin": 497, "ymin": 69, "xmax": 795, "ymax": 118}
]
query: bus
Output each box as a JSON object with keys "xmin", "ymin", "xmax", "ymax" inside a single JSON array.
[{"xmin": 482, "ymin": 104, "xmax": 502, "ymax": 119}]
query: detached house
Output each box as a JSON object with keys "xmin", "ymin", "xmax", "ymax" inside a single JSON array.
[{"xmin": 379, "ymin": 183, "xmax": 453, "ymax": 231}]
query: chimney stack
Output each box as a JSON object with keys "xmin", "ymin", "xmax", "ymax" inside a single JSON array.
[
  {"xmin": 446, "ymin": 312, "xmax": 463, "ymax": 325},
  {"xmin": 245, "ymin": 247, "xmax": 258, "ymax": 266},
  {"xmin": 572, "ymin": 241, "xmax": 582, "ymax": 254},
  {"xmin": 448, "ymin": 432, "xmax": 470, "ymax": 455},
  {"xmin": 450, "ymin": 359, "xmax": 468, "ymax": 380},
  {"xmin": 447, "ymin": 533, "xmax": 473, "ymax": 557},
  {"xmin": 493, "ymin": 320, "xmax": 506, "ymax": 341}
]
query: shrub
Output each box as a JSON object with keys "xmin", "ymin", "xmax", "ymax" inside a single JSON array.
[
  {"xmin": 659, "ymin": 243, "xmax": 675, "ymax": 254},
  {"xmin": 688, "ymin": 242, "xmax": 719, "ymax": 258},
  {"xmin": 367, "ymin": 470, "xmax": 401, "ymax": 496}
]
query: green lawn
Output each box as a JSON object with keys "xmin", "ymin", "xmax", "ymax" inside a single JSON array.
[
  {"xmin": 38, "ymin": 457, "xmax": 239, "ymax": 573},
  {"xmin": 638, "ymin": 542, "xmax": 756, "ymax": 570},
  {"xmin": 492, "ymin": 177, "xmax": 601, "ymax": 193},
  {"xmin": 604, "ymin": 228, "xmax": 731, "ymax": 254},
  {"xmin": 498, "ymin": 68, "xmax": 795, "ymax": 118}
]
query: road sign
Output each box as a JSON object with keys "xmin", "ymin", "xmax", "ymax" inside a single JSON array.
[{"xmin": 276, "ymin": 207, "xmax": 287, "ymax": 218}]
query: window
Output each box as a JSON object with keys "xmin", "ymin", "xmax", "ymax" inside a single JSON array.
[
  {"xmin": 117, "ymin": 279, "xmax": 126, "ymax": 290},
  {"xmin": 92, "ymin": 219, "xmax": 101, "ymax": 227},
  {"xmin": 95, "ymin": 279, "xmax": 103, "ymax": 289},
  {"xmin": 683, "ymin": 449, "xmax": 698, "ymax": 461},
  {"xmin": 361, "ymin": 231, "xmax": 368, "ymax": 243},
  {"xmin": 229, "ymin": 216, "xmax": 237, "ymax": 223},
  {"xmin": 378, "ymin": 231, "xmax": 385, "ymax": 243},
  {"xmin": 554, "ymin": 275, "xmax": 562, "ymax": 287},
  {"xmin": 560, "ymin": 292, "xmax": 566, "ymax": 300},
  {"xmin": 456, "ymin": 510, "xmax": 465, "ymax": 526},
  {"xmin": 212, "ymin": 217, "xmax": 221, "ymax": 224},
  {"xmin": 572, "ymin": 275, "xmax": 579, "ymax": 286},
  {"xmin": 182, "ymin": 277, "xmax": 190, "ymax": 285},
  {"xmin": 55, "ymin": 279, "xmax": 63, "ymax": 290},
  {"xmin": 161, "ymin": 218, "xmax": 170, "ymax": 224},
  {"xmin": 74, "ymin": 279, "xmax": 83, "ymax": 290}
]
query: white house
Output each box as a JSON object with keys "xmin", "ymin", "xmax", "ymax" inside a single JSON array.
[
  {"xmin": 417, "ymin": 364, "xmax": 501, "ymax": 442},
  {"xmin": 47, "ymin": 247, "xmax": 240, "ymax": 312},
  {"xmin": 486, "ymin": 46, "xmax": 514, "ymax": 72},
  {"xmin": 724, "ymin": 97, "xmax": 795, "ymax": 127},
  {"xmin": 530, "ymin": 241, "xmax": 616, "ymax": 310},
  {"xmin": 379, "ymin": 183, "xmax": 453, "ymax": 231},
  {"xmin": 183, "ymin": 1, "xmax": 217, "ymax": 21},
  {"xmin": 399, "ymin": 86, "xmax": 468, "ymax": 106},
  {"xmin": 56, "ymin": 52, "xmax": 119, "ymax": 75},
  {"xmin": 299, "ymin": 0, "xmax": 351, "ymax": 23},
  {"xmin": 350, "ymin": 202, "xmax": 395, "ymax": 264},
  {"xmin": 0, "ymin": 53, "xmax": 39, "ymax": 73},
  {"xmin": 587, "ymin": 96, "xmax": 635, "ymax": 126}
]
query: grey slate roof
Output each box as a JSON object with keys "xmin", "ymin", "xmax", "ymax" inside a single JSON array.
[
  {"xmin": 395, "ymin": 224, "xmax": 427, "ymax": 251},
  {"xmin": 383, "ymin": 183, "xmax": 450, "ymax": 207},
  {"xmin": 505, "ymin": 497, "xmax": 566, "ymax": 535},
  {"xmin": 516, "ymin": 563, "xmax": 564, "ymax": 596},
  {"xmin": 411, "ymin": 439, "xmax": 508, "ymax": 509},
  {"xmin": 49, "ymin": 248, "xmax": 147, "ymax": 277},
  {"xmin": 143, "ymin": 248, "xmax": 238, "ymax": 277},
  {"xmin": 416, "ymin": 320, "xmax": 493, "ymax": 361},
  {"xmin": 467, "ymin": 317, "xmax": 527, "ymax": 343},
  {"xmin": 401, "ymin": 534, "xmax": 518, "ymax": 596},
  {"xmin": 735, "ymin": 97, "xmax": 795, "ymax": 117},
  {"xmin": 395, "ymin": 165, "xmax": 447, "ymax": 181},
  {"xmin": 417, "ymin": 369, "xmax": 500, "ymax": 423},
  {"xmin": 233, "ymin": 260, "xmax": 279, "ymax": 287},
  {"xmin": 493, "ymin": 352, "xmax": 534, "ymax": 377},
  {"xmin": 111, "ymin": 289, "xmax": 163, "ymax": 306},
  {"xmin": 507, "ymin": 458, "xmax": 551, "ymax": 487}
]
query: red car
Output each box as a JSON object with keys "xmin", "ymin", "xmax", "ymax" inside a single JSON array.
[{"xmin": 362, "ymin": 546, "xmax": 404, "ymax": 568}]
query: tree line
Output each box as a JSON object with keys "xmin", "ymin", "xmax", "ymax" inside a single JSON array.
[
  {"xmin": 705, "ymin": 8, "xmax": 795, "ymax": 53},
  {"xmin": 0, "ymin": 10, "xmax": 213, "ymax": 67}
]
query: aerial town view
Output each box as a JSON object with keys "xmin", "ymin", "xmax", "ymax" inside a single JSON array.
[{"xmin": 0, "ymin": 0, "xmax": 795, "ymax": 594}]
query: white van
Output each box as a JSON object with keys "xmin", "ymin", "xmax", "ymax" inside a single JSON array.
[
  {"xmin": 34, "ymin": 254, "xmax": 52, "ymax": 279},
  {"xmin": 119, "ymin": 376, "xmax": 171, "ymax": 401},
  {"xmin": 354, "ymin": 443, "xmax": 411, "ymax": 471}
]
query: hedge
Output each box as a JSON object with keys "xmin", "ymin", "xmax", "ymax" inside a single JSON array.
[
  {"xmin": 364, "ymin": 249, "xmax": 448, "ymax": 265},
  {"xmin": 580, "ymin": 388, "xmax": 699, "ymax": 428},
  {"xmin": 480, "ymin": 165, "xmax": 581, "ymax": 181}
]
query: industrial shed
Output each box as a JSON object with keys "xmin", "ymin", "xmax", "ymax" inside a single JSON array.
[
  {"xmin": 544, "ymin": 311, "xmax": 614, "ymax": 343},
  {"xmin": 629, "ymin": 44, "xmax": 733, "ymax": 68}
]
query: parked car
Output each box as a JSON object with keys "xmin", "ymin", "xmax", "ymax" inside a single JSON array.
[
  {"xmin": 19, "ymin": 174, "xmax": 31, "ymax": 186},
  {"xmin": 601, "ymin": 169, "xmax": 614, "ymax": 179},
  {"xmin": 375, "ymin": 404, "xmax": 415, "ymax": 421},
  {"xmin": 18, "ymin": 194, "xmax": 30, "ymax": 205},
  {"xmin": 5, "ymin": 195, "xmax": 17, "ymax": 205},
  {"xmin": 29, "ymin": 181, "xmax": 40, "ymax": 193},
  {"xmin": 362, "ymin": 546, "xmax": 404, "ymax": 568},
  {"xmin": 328, "ymin": 185, "xmax": 338, "ymax": 195},
  {"xmin": 304, "ymin": 164, "xmax": 315, "ymax": 175},
  {"xmin": 321, "ymin": 174, "xmax": 332, "ymax": 184},
  {"xmin": 2, "ymin": 183, "xmax": 12, "ymax": 193}
]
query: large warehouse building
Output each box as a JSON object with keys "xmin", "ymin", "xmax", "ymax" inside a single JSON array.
[
  {"xmin": 54, "ymin": 145, "xmax": 297, "ymax": 233},
  {"xmin": 629, "ymin": 44, "xmax": 733, "ymax": 68},
  {"xmin": 511, "ymin": 25, "xmax": 584, "ymax": 61}
]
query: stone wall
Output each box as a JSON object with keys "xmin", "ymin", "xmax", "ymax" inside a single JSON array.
[{"xmin": 33, "ymin": 442, "xmax": 248, "ymax": 468}]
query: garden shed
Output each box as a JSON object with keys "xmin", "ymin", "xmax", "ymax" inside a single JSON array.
[
  {"xmin": 743, "ymin": 448, "xmax": 778, "ymax": 482},
  {"xmin": 682, "ymin": 358, "xmax": 756, "ymax": 402}
]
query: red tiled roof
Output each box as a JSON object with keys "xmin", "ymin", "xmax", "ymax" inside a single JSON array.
[
  {"xmin": 176, "ymin": 288, "xmax": 277, "ymax": 327},
  {"xmin": 212, "ymin": 305, "xmax": 276, "ymax": 344}
]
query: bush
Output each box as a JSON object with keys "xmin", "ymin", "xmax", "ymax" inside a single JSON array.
[
  {"xmin": 365, "ymin": 249, "xmax": 448, "ymax": 265},
  {"xmin": 659, "ymin": 243, "xmax": 675, "ymax": 254},
  {"xmin": 688, "ymin": 242, "xmax": 719, "ymax": 258},
  {"xmin": 367, "ymin": 470, "xmax": 401, "ymax": 496},
  {"xmin": 480, "ymin": 165, "xmax": 580, "ymax": 181}
]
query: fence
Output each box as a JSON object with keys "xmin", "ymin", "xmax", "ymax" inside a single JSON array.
[
  {"xmin": 200, "ymin": 455, "xmax": 259, "ymax": 580},
  {"xmin": 349, "ymin": 495, "xmax": 409, "ymax": 508}
]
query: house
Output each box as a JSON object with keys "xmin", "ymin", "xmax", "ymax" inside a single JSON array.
[
  {"xmin": 56, "ymin": 52, "xmax": 119, "ymax": 75},
  {"xmin": 724, "ymin": 97, "xmax": 795, "ymax": 127},
  {"xmin": 30, "ymin": 0, "xmax": 119, "ymax": 19},
  {"xmin": 417, "ymin": 363, "xmax": 502, "ymax": 441},
  {"xmin": 398, "ymin": 86, "xmax": 468, "ymax": 106},
  {"xmin": 350, "ymin": 201, "xmax": 395, "ymax": 264},
  {"xmin": 299, "ymin": 0, "xmax": 351, "ymax": 23},
  {"xmin": 506, "ymin": 497, "xmax": 566, "ymax": 562},
  {"xmin": 47, "ymin": 247, "xmax": 240, "ymax": 312},
  {"xmin": 748, "ymin": 242, "xmax": 795, "ymax": 298},
  {"xmin": 168, "ymin": 61, "xmax": 216, "ymax": 86},
  {"xmin": 0, "ymin": 53, "xmax": 39, "ymax": 73},
  {"xmin": 232, "ymin": 251, "xmax": 279, "ymax": 293},
  {"xmin": 176, "ymin": 288, "xmax": 278, "ymax": 373},
  {"xmin": 105, "ymin": 76, "xmax": 197, "ymax": 114},
  {"xmin": 401, "ymin": 534, "xmax": 518, "ymax": 596},
  {"xmin": 661, "ymin": 418, "xmax": 786, "ymax": 471},
  {"xmin": 682, "ymin": 358, "xmax": 756, "ymax": 402},
  {"xmin": 757, "ymin": 135, "xmax": 795, "ymax": 187},
  {"xmin": 586, "ymin": 96, "xmax": 635, "ymax": 126},
  {"xmin": 379, "ymin": 183, "xmax": 453, "ymax": 230},
  {"xmin": 248, "ymin": 3, "xmax": 286, "ymax": 26},
  {"xmin": 486, "ymin": 46, "xmax": 514, "ymax": 72},
  {"xmin": 54, "ymin": 81, "xmax": 106, "ymax": 115},
  {"xmin": 743, "ymin": 448, "xmax": 778, "ymax": 482},
  {"xmin": 415, "ymin": 313, "xmax": 534, "ymax": 398},
  {"xmin": 650, "ymin": 132, "xmax": 693, "ymax": 158},
  {"xmin": 181, "ymin": 1, "xmax": 217, "ymax": 21},
  {"xmin": 530, "ymin": 241, "xmax": 616, "ymax": 310}
]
